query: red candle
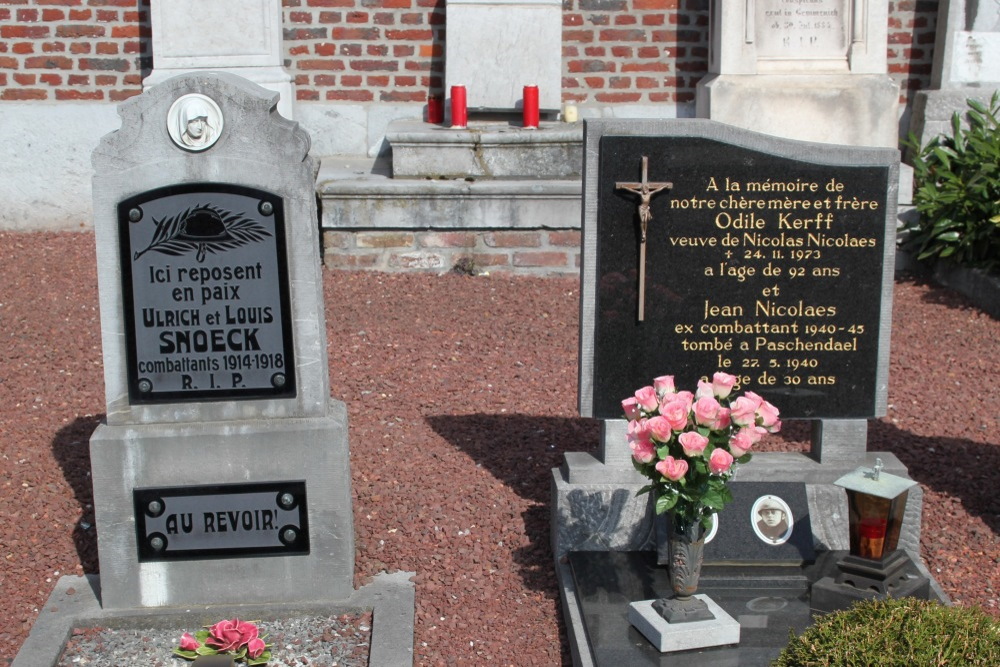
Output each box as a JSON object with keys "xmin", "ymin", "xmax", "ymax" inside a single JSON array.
[
  {"xmin": 858, "ymin": 518, "xmax": 887, "ymax": 559},
  {"xmin": 450, "ymin": 85, "xmax": 467, "ymax": 129},
  {"xmin": 427, "ymin": 95, "xmax": 443, "ymax": 124},
  {"xmin": 522, "ymin": 85, "xmax": 539, "ymax": 129}
]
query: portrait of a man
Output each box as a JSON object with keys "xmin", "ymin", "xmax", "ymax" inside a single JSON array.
[{"xmin": 751, "ymin": 495, "xmax": 793, "ymax": 545}]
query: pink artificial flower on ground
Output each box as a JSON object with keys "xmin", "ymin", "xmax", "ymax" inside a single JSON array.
[
  {"xmin": 712, "ymin": 372, "xmax": 737, "ymax": 399},
  {"xmin": 179, "ymin": 633, "xmax": 201, "ymax": 652},
  {"xmin": 621, "ymin": 397, "xmax": 640, "ymax": 420},
  {"xmin": 207, "ymin": 619, "xmax": 258, "ymax": 653},
  {"xmin": 630, "ymin": 437, "xmax": 656, "ymax": 464},
  {"xmin": 653, "ymin": 375, "xmax": 675, "ymax": 400},
  {"xmin": 656, "ymin": 456, "xmax": 688, "ymax": 481},
  {"xmin": 708, "ymin": 448, "xmax": 734, "ymax": 474},
  {"xmin": 678, "ymin": 431, "xmax": 709, "ymax": 457},
  {"xmin": 659, "ymin": 399, "xmax": 690, "ymax": 431},
  {"xmin": 246, "ymin": 637, "xmax": 267, "ymax": 660},
  {"xmin": 634, "ymin": 386, "xmax": 659, "ymax": 412},
  {"xmin": 647, "ymin": 415, "xmax": 674, "ymax": 443},
  {"xmin": 693, "ymin": 395, "xmax": 722, "ymax": 426}
]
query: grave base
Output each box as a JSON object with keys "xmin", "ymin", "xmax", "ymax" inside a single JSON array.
[{"xmin": 629, "ymin": 595, "xmax": 739, "ymax": 653}]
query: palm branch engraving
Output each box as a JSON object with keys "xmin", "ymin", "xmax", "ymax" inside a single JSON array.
[{"xmin": 133, "ymin": 203, "xmax": 272, "ymax": 263}]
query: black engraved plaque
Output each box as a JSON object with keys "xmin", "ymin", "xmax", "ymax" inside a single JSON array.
[
  {"xmin": 118, "ymin": 183, "xmax": 296, "ymax": 403},
  {"xmin": 592, "ymin": 135, "xmax": 890, "ymax": 419},
  {"xmin": 134, "ymin": 481, "xmax": 309, "ymax": 561}
]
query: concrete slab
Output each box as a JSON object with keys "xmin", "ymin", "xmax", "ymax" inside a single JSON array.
[{"xmin": 12, "ymin": 571, "xmax": 415, "ymax": 667}]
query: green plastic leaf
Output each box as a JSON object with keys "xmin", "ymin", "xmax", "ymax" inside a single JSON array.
[
  {"xmin": 171, "ymin": 649, "xmax": 198, "ymax": 661},
  {"xmin": 656, "ymin": 493, "xmax": 678, "ymax": 514}
]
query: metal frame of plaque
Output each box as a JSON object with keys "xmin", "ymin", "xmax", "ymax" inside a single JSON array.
[
  {"xmin": 118, "ymin": 182, "xmax": 296, "ymax": 403},
  {"xmin": 579, "ymin": 120, "xmax": 898, "ymax": 420},
  {"xmin": 134, "ymin": 481, "xmax": 309, "ymax": 562}
]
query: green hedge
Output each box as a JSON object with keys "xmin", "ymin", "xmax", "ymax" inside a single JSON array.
[{"xmin": 774, "ymin": 597, "xmax": 1000, "ymax": 666}]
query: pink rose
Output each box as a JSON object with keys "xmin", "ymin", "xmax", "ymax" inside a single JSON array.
[
  {"xmin": 674, "ymin": 391, "xmax": 695, "ymax": 413},
  {"xmin": 678, "ymin": 431, "xmax": 708, "ymax": 457},
  {"xmin": 621, "ymin": 397, "xmax": 640, "ymax": 420},
  {"xmin": 695, "ymin": 379, "xmax": 714, "ymax": 399},
  {"xmin": 628, "ymin": 418, "xmax": 651, "ymax": 441},
  {"xmin": 659, "ymin": 399, "xmax": 689, "ymax": 431},
  {"xmin": 246, "ymin": 637, "xmax": 267, "ymax": 660},
  {"xmin": 207, "ymin": 618, "xmax": 258, "ymax": 652},
  {"xmin": 710, "ymin": 407, "xmax": 731, "ymax": 430},
  {"xmin": 757, "ymin": 400, "xmax": 781, "ymax": 432},
  {"xmin": 655, "ymin": 456, "xmax": 688, "ymax": 481},
  {"xmin": 179, "ymin": 633, "xmax": 201, "ymax": 652},
  {"xmin": 712, "ymin": 372, "xmax": 737, "ymax": 399},
  {"xmin": 634, "ymin": 386, "xmax": 658, "ymax": 412},
  {"xmin": 729, "ymin": 430, "xmax": 755, "ymax": 457},
  {"xmin": 653, "ymin": 375, "xmax": 675, "ymax": 399},
  {"xmin": 629, "ymin": 437, "xmax": 656, "ymax": 464},
  {"xmin": 693, "ymin": 396, "xmax": 721, "ymax": 426},
  {"xmin": 708, "ymin": 448, "xmax": 734, "ymax": 475},
  {"xmin": 647, "ymin": 415, "xmax": 674, "ymax": 443},
  {"xmin": 730, "ymin": 395, "xmax": 761, "ymax": 427}
]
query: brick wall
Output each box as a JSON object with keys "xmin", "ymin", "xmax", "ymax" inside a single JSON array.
[
  {"xmin": 0, "ymin": 0, "xmax": 939, "ymax": 110},
  {"xmin": 0, "ymin": 0, "xmax": 150, "ymax": 102},
  {"xmin": 322, "ymin": 229, "xmax": 581, "ymax": 276}
]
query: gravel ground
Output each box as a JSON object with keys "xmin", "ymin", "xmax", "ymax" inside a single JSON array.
[
  {"xmin": 56, "ymin": 613, "xmax": 371, "ymax": 666},
  {"xmin": 0, "ymin": 231, "xmax": 997, "ymax": 665}
]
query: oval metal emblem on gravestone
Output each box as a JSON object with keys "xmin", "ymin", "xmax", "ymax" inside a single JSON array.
[{"xmin": 118, "ymin": 183, "xmax": 296, "ymax": 403}]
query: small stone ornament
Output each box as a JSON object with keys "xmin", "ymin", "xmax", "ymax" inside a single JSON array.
[{"xmin": 167, "ymin": 93, "xmax": 224, "ymax": 151}]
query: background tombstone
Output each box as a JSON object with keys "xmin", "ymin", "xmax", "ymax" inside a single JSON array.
[
  {"xmin": 90, "ymin": 72, "xmax": 353, "ymax": 609},
  {"xmin": 696, "ymin": 0, "xmax": 899, "ymax": 148},
  {"xmin": 144, "ymin": 0, "xmax": 294, "ymax": 119},
  {"xmin": 444, "ymin": 0, "xmax": 562, "ymax": 115},
  {"xmin": 910, "ymin": 0, "xmax": 1000, "ymax": 146}
]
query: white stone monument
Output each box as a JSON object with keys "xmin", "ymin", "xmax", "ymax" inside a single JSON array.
[
  {"xmin": 697, "ymin": 0, "xmax": 899, "ymax": 147},
  {"xmin": 444, "ymin": 0, "xmax": 562, "ymax": 114},
  {"xmin": 910, "ymin": 0, "xmax": 1000, "ymax": 145},
  {"xmin": 143, "ymin": 0, "xmax": 294, "ymax": 119}
]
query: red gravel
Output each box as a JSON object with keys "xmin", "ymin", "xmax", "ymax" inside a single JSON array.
[{"xmin": 0, "ymin": 231, "xmax": 997, "ymax": 665}]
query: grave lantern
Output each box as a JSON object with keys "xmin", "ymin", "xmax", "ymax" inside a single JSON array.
[{"xmin": 811, "ymin": 458, "xmax": 931, "ymax": 613}]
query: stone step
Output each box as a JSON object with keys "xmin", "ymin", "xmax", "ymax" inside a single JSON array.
[
  {"xmin": 385, "ymin": 120, "xmax": 583, "ymax": 179},
  {"xmin": 317, "ymin": 156, "xmax": 581, "ymax": 230}
]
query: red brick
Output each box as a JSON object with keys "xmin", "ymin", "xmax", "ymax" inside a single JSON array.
[
  {"xmin": 69, "ymin": 42, "xmax": 91, "ymax": 54},
  {"xmin": 326, "ymin": 88, "xmax": 374, "ymax": 101},
  {"xmin": 595, "ymin": 91, "xmax": 642, "ymax": 103},
  {"xmin": 471, "ymin": 253, "xmax": 511, "ymax": 268},
  {"xmin": 313, "ymin": 74, "xmax": 337, "ymax": 85},
  {"xmin": 110, "ymin": 89, "xmax": 141, "ymax": 101},
  {"xmin": 366, "ymin": 74, "xmax": 389, "ymax": 86},
  {"xmin": 350, "ymin": 59, "xmax": 398, "ymax": 71},
  {"xmin": 367, "ymin": 0, "xmax": 412, "ymax": 8},
  {"xmin": 94, "ymin": 74, "xmax": 115, "ymax": 85},
  {"xmin": 317, "ymin": 11, "xmax": 342, "ymax": 23},
  {"xmin": 67, "ymin": 74, "xmax": 88, "ymax": 85},
  {"xmin": 96, "ymin": 42, "xmax": 119, "ymax": 55},
  {"xmin": 563, "ymin": 29, "xmax": 594, "ymax": 43},
  {"xmin": 394, "ymin": 74, "xmax": 416, "ymax": 85},
  {"xmin": 548, "ymin": 231, "xmax": 581, "ymax": 247},
  {"xmin": 642, "ymin": 14, "xmax": 665, "ymax": 26},
  {"xmin": 512, "ymin": 251, "xmax": 568, "ymax": 268},
  {"xmin": 13, "ymin": 72, "xmax": 36, "ymax": 84},
  {"xmin": 324, "ymin": 253, "xmax": 380, "ymax": 269},
  {"xmin": 418, "ymin": 232, "xmax": 476, "ymax": 248},
  {"xmin": 634, "ymin": 0, "xmax": 677, "ymax": 8},
  {"xmin": 55, "ymin": 89, "xmax": 103, "ymax": 100},
  {"xmin": 484, "ymin": 232, "xmax": 541, "ymax": 248},
  {"xmin": 374, "ymin": 12, "xmax": 395, "ymax": 25},
  {"xmin": 0, "ymin": 56, "xmax": 17, "ymax": 68},
  {"xmin": 41, "ymin": 8, "xmax": 65, "ymax": 20},
  {"xmin": 584, "ymin": 76, "xmax": 605, "ymax": 88},
  {"xmin": 346, "ymin": 11, "xmax": 368, "ymax": 22},
  {"xmin": 568, "ymin": 59, "xmax": 615, "ymax": 73},
  {"xmin": 400, "ymin": 12, "xmax": 422, "ymax": 24},
  {"xmin": 393, "ymin": 45, "xmax": 415, "ymax": 57},
  {"xmin": 331, "ymin": 27, "xmax": 380, "ymax": 39},
  {"xmin": 16, "ymin": 8, "xmax": 38, "ymax": 20},
  {"xmin": 297, "ymin": 89, "xmax": 320, "ymax": 100},
  {"xmin": 2, "ymin": 89, "xmax": 47, "ymax": 100},
  {"xmin": 386, "ymin": 29, "xmax": 432, "ymax": 40},
  {"xmin": 79, "ymin": 57, "xmax": 129, "ymax": 71},
  {"xmin": 298, "ymin": 59, "xmax": 346, "ymax": 70},
  {"xmin": 610, "ymin": 76, "xmax": 631, "ymax": 89},
  {"xmin": 367, "ymin": 44, "xmax": 389, "ymax": 56},
  {"xmin": 2, "ymin": 25, "xmax": 50, "ymax": 38},
  {"xmin": 25, "ymin": 55, "xmax": 73, "ymax": 69},
  {"xmin": 315, "ymin": 43, "xmax": 337, "ymax": 56},
  {"xmin": 68, "ymin": 8, "xmax": 91, "ymax": 20},
  {"xmin": 308, "ymin": 0, "xmax": 353, "ymax": 6},
  {"xmin": 584, "ymin": 46, "xmax": 605, "ymax": 56},
  {"xmin": 614, "ymin": 14, "xmax": 637, "ymax": 25},
  {"xmin": 611, "ymin": 46, "xmax": 632, "ymax": 57},
  {"xmin": 95, "ymin": 8, "xmax": 117, "ymax": 21},
  {"xmin": 341, "ymin": 74, "xmax": 362, "ymax": 86},
  {"xmin": 290, "ymin": 11, "xmax": 312, "ymax": 22},
  {"xmin": 12, "ymin": 42, "xmax": 34, "ymax": 54}
]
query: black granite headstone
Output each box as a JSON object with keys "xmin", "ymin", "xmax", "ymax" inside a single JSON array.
[{"xmin": 588, "ymin": 135, "xmax": 891, "ymax": 420}]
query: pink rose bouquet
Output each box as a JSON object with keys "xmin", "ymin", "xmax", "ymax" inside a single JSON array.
[
  {"xmin": 172, "ymin": 618, "xmax": 272, "ymax": 665},
  {"xmin": 623, "ymin": 372, "xmax": 781, "ymax": 531}
]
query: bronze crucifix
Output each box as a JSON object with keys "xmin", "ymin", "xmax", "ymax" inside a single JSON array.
[{"xmin": 615, "ymin": 155, "xmax": 672, "ymax": 321}]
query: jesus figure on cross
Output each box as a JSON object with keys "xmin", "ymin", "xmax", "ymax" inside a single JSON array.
[{"xmin": 615, "ymin": 155, "xmax": 672, "ymax": 321}]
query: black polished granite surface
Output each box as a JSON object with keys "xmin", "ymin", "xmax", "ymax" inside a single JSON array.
[{"xmin": 568, "ymin": 551, "xmax": 815, "ymax": 666}]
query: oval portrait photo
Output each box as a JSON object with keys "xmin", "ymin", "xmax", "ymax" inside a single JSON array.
[{"xmin": 751, "ymin": 494, "xmax": 793, "ymax": 545}]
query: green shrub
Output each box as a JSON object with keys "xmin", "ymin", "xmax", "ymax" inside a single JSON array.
[
  {"xmin": 773, "ymin": 597, "xmax": 1000, "ymax": 666},
  {"xmin": 904, "ymin": 92, "xmax": 1000, "ymax": 272}
]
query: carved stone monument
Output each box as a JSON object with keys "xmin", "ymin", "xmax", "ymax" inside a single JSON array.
[
  {"xmin": 910, "ymin": 0, "xmax": 1000, "ymax": 145},
  {"xmin": 144, "ymin": 0, "xmax": 294, "ymax": 119},
  {"xmin": 89, "ymin": 72, "xmax": 353, "ymax": 609},
  {"xmin": 697, "ymin": 0, "xmax": 899, "ymax": 148}
]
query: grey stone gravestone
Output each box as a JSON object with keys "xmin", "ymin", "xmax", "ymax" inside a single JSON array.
[{"xmin": 89, "ymin": 72, "xmax": 354, "ymax": 609}]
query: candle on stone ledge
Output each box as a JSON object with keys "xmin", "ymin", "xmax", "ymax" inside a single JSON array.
[
  {"xmin": 522, "ymin": 85, "xmax": 539, "ymax": 129},
  {"xmin": 427, "ymin": 95, "xmax": 443, "ymax": 124},
  {"xmin": 450, "ymin": 85, "xmax": 467, "ymax": 129}
]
